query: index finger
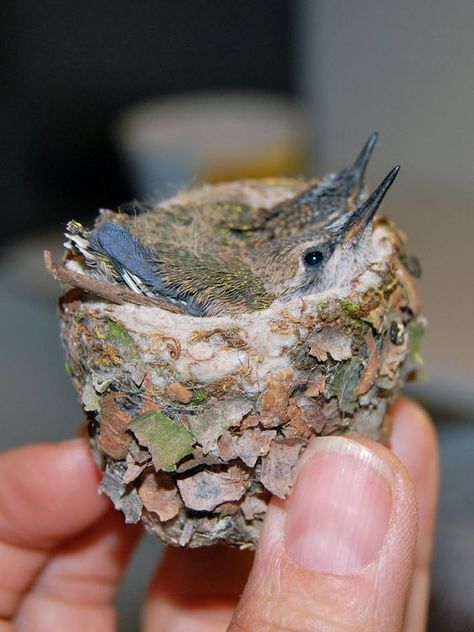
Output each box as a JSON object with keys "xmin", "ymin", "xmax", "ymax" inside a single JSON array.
[{"xmin": 0, "ymin": 439, "xmax": 109, "ymax": 618}]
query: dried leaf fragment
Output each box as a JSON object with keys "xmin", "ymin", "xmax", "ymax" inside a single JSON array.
[
  {"xmin": 304, "ymin": 373, "xmax": 326, "ymax": 397},
  {"xmin": 187, "ymin": 399, "xmax": 253, "ymax": 454},
  {"xmin": 139, "ymin": 472, "xmax": 181, "ymax": 521},
  {"xmin": 218, "ymin": 428, "xmax": 277, "ymax": 467},
  {"xmin": 260, "ymin": 368, "xmax": 293, "ymax": 426},
  {"xmin": 286, "ymin": 403, "xmax": 313, "ymax": 439},
  {"xmin": 165, "ymin": 382, "xmax": 193, "ymax": 403},
  {"xmin": 129, "ymin": 411, "xmax": 194, "ymax": 472},
  {"xmin": 99, "ymin": 462, "xmax": 143, "ymax": 523},
  {"xmin": 82, "ymin": 379, "xmax": 100, "ymax": 412},
  {"xmin": 330, "ymin": 358, "xmax": 364, "ymax": 414},
  {"xmin": 379, "ymin": 336, "xmax": 408, "ymax": 380},
  {"xmin": 259, "ymin": 440, "xmax": 302, "ymax": 498},
  {"xmin": 293, "ymin": 397, "xmax": 327, "ymax": 433},
  {"xmin": 355, "ymin": 330, "xmax": 381, "ymax": 396},
  {"xmin": 123, "ymin": 454, "xmax": 148, "ymax": 484},
  {"xmin": 240, "ymin": 495, "xmax": 268, "ymax": 521},
  {"xmin": 177, "ymin": 466, "xmax": 248, "ymax": 511},
  {"xmin": 120, "ymin": 489, "xmax": 143, "ymax": 524},
  {"xmin": 309, "ymin": 327, "xmax": 352, "ymax": 362},
  {"xmin": 96, "ymin": 391, "xmax": 132, "ymax": 459}
]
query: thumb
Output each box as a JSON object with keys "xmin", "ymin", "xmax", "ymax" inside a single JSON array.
[{"xmin": 230, "ymin": 436, "xmax": 418, "ymax": 632}]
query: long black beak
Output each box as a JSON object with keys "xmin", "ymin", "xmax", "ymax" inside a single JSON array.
[
  {"xmin": 288, "ymin": 132, "xmax": 379, "ymax": 211},
  {"xmin": 349, "ymin": 132, "xmax": 379, "ymax": 185},
  {"xmin": 338, "ymin": 165, "xmax": 400, "ymax": 242}
]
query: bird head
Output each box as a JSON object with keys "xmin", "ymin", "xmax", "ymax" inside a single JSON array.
[{"xmin": 254, "ymin": 166, "xmax": 400, "ymax": 300}]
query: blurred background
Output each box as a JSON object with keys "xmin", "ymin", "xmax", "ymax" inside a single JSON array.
[{"xmin": 1, "ymin": 1, "xmax": 473, "ymax": 629}]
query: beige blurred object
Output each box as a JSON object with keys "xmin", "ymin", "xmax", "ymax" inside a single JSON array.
[{"xmin": 113, "ymin": 92, "xmax": 309, "ymax": 197}]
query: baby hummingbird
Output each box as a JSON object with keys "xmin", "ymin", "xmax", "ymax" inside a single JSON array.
[
  {"xmin": 249, "ymin": 166, "xmax": 400, "ymax": 301},
  {"xmin": 229, "ymin": 132, "xmax": 379, "ymax": 241},
  {"xmin": 65, "ymin": 164, "xmax": 399, "ymax": 317}
]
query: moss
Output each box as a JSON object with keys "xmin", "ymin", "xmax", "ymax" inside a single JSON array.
[
  {"xmin": 343, "ymin": 319, "xmax": 365, "ymax": 337},
  {"xmin": 95, "ymin": 342, "xmax": 122, "ymax": 368},
  {"xmin": 105, "ymin": 319, "xmax": 130, "ymax": 340},
  {"xmin": 382, "ymin": 277, "xmax": 399, "ymax": 299},
  {"xmin": 190, "ymin": 388, "xmax": 208, "ymax": 405},
  {"xmin": 103, "ymin": 318, "xmax": 140, "ymax": 359},
  {"xmin": 340, "ymin": 299, "xmax": 361, "ymax": 316}
]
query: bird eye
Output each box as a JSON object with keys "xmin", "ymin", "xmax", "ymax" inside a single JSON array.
[{"xmin": 303, "ymin": 250, "xmax": 324, "ymax": 267}]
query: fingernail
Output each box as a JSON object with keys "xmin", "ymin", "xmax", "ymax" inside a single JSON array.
[{"xmin": 285, "ymin": 437, "xmax": 393, "ymax": 574}]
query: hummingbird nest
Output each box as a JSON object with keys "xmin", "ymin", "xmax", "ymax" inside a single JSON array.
[{"xmin": 46, "ymin": 134, "xmax": 424, "ymax": 548}]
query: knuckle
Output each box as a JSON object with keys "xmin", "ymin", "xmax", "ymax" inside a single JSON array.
[{"xmin": 230, "ymin": 590, "xmax": 363, "ymax": 632}]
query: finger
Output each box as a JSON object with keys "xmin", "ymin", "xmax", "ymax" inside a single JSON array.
[
  {"xmin": 143, "ymin": 546, "xmax": 253, "ymax": 632},
  {"xmin": 14, "ymin": 509, "xmax": 142, "ymax": 632},
  {"xmin": 230, "ymin": 435, "xmax": 418, "ymax": 632},
  {"xmin": 390, "ymin": 398, "xmax": 439, "ymax": 631},
  {"xmin": 0, "ymin": 439, "xmax": 109, "ymax": 547},
  {"xmin": 0, "ymin": 439, "xmax": 110, "ymax": 619},
  {"xmin": 0, "ymin": 439, "xmax": 143, "ymax": 630}
]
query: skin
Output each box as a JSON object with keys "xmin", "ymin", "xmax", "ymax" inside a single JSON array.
[{"xmin": 0, "ymin": 398, "xmax": 438, "ymax": 631}]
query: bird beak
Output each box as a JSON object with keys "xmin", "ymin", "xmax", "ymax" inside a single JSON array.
[
  {"xmin": 338, "ymin": 165, "xmax": 400, "ymax": 243},
  {"xmin": 349, "ymin": 131, "xmax": 379, "ymax": 186}
]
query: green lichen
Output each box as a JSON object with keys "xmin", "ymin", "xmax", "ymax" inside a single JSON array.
[
  {"xmin": 129, "ymin": 411, "xmax": 194, "ymax": 472},
  {"xmin": 330, "ymin": 358, "xmax": 364, "ymax": 414},
  {"xmin": 245, "ymin": 391, "xmax": 260, "ymax": 403},
  {"xmin": 408, "ymin": 320, "xmax": 425, "ymax": 365}
]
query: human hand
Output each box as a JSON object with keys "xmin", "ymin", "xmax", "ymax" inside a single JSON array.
[{"xmin": 1, "ymin": 398, "xmax": 438, "ymax": 631}]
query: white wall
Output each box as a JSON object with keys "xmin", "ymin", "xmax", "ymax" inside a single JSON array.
[{"xmin": 298, "ymin": 0, "xmax": 474, "ymax": 411}]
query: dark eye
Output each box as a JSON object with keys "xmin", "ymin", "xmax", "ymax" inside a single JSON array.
[{"xmin": 303, "ymin": 250, "xmax": 324, "ymax": 267}]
